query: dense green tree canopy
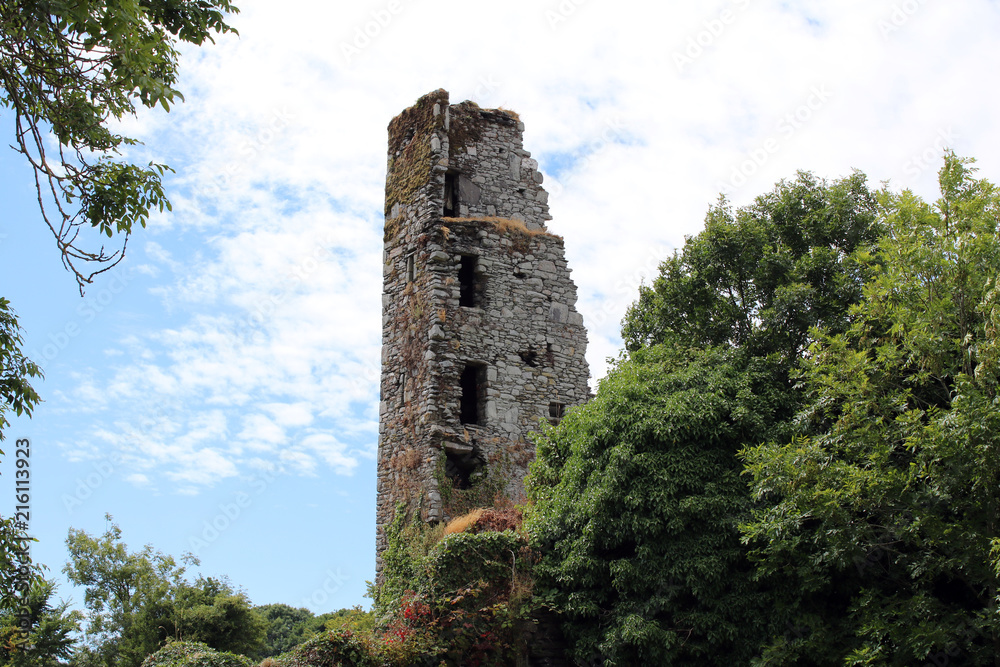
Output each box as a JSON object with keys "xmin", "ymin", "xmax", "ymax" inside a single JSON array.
[
  {"xmin": 528, "ymin": 345, "xmax": 786, "ymax": 664},
  {"xmin": 622, "ymin": 170, "xmax": 881, "ymax": 363},
  {"xmin": 742, "ymin": 154, "xmax": 1000, "ymax": 665},
  {"xmin": 256, "ymin": 603, "xmax": 317, "ymax": 658},
  {"xmin": 528, "ymin": 170, "xmax": 886, "ymax": 664},
  {"xmin": 171, "ymin": 577, "xmax": 265, "ymax": 658}
]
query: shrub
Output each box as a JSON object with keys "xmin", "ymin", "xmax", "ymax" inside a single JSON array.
[
  {"xmin": 269, "ymin": 630, "xmax": 386, "ymax": 667},
  {"xmin": 140, "ymin": 641, "xmax": 253, "ymax": 667}
]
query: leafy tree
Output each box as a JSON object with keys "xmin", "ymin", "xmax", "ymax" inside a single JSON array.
[
  {"xmin": 528, "ymin": 345, "xmax": 786, "ymax": 664},
  {"xmin": 0, "ymin": 578, "xmax": 82, "ymax": 666},
  {"xmin": 528, "ymin": 170, "xmax": 884, "ymax": 664},
  {"xmin": 256, "ymin": 603, "xmax": 316, "ymax": 658},
  {"xmin": 0, "ymin": 299, "xmax": 41, "ymax": 441},
  {"xmin": 741, "ymin": 154, "xmax": 1000, "ymax": 665},
  {"xmin": 622, "ymin": 170, "xmax": 881, "ymax": 364},
  {"xmin": 171, "ymin": 578, "xmax": 265, "ymax": 659},
  {"xmin": 322, "ymin": 606, "xmax": 376, "ymax": 637},
  {"xmin": 0, "ymin": 0, "xmax": 238, "ymax": 290},
  {"xmin": 64, "ymin": 519, "xmax": 264, "ymax": 666},
  {"xmin": 64, "ymin": 518, "xmax": 191, "ymax": 667}
]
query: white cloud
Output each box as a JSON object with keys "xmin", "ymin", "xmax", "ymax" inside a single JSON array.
[{"xmin": 48, "ymin": 0, "xmax": 1000, "ymax": 494}]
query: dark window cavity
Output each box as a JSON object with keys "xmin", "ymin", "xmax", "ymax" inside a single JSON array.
[
  {"xmin": 445, "ymin": 445, "xmax": 481, "ymax": 490},
  {"xmin": 460, "ymin": 363, "xmax": 485, "ymax": 425},
  {"xmin": 548, "ymin": 402, "xmax": 565, "ymax": 426},
  {"xmin": 443, "ymin": 171, "xmax": 458, "ymax": 217},
  {"xmin": 459, "ymin": 255, "xmax": 478, "ymax": 307}
]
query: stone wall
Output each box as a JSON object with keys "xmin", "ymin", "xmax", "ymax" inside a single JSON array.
[{"xmin": 377, "ymin": 90, "xmax": 590, "ymax": 574}]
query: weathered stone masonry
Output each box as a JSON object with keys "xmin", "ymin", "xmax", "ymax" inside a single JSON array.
[{"xmin": 376, "ymin": 89, "xmax": 590, "ymax": 571}]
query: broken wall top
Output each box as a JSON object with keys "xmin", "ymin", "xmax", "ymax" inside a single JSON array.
[{"xmin": 385, "ymin": 89, "xmax": 551, "ymax": 233}]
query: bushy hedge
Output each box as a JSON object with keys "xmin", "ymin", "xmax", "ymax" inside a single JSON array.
[
  {"xmin": 269, "ymin": 629, "xmax": 387, "ymax": 667},
  {"xmin": 140, "ymin": 641, "xmax": 253, "ymax": 667}
]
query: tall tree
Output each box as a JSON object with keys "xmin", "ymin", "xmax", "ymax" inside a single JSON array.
[
  {"xmin": 64, "ymin": 518, "xmax": 190, "ymax": 667},
  {"xmin": 529, "ymin": 345, "xmax": 790, "ymax": 665},
  {"xmin": 529, "ymin": 170, "xmax": 884, "ymax": 664},
  {"xmin": 742, "ymin": 153, "xmax": 1000, "ymax": 665},
  {"xmin": 171, "ymin": 577, "xmax": 266, "ymax": 659},
  {"xmin": 255, "ymin": 604, "xmax": 317, "ymax": 658},
  {"xmin": 622, "ymin": 170, "xmax": 881, "ymax": 365}
]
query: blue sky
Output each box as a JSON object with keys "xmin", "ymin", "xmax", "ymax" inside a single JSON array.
[{"xmin": 2, "ymin": 0, "xmax": 999, "ymax": 616}]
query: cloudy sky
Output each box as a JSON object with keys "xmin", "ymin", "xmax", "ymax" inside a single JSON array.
[{"xmin": 2, "ymin": 0, "xmax": 998, "ymax": 614}]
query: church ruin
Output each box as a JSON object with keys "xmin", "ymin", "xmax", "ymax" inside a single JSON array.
[{"xmin": 376, "ymin": 89, "xmax": 590, "ymax": 570}]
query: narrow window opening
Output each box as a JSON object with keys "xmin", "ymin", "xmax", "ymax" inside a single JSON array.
[
  {"xmin": 548, "ymin": 402, "xmax": 565, "ymax": 426},
  {"xmin": 461, "ymin": 364, "xmax": 485, "ymax": 425},
  {"xmin": 405, "ymin": 254, "xmax": 415, "ymax": 283},
  {"xmin": 443, "ymin": 172, "xmax": 458, "ymax": 217},
  {"xmin": 519, "ymin": 349, "xmax": 538, "ymax": 367},
  {"xmin": 459, "ymin": 255, "xmax": 478, "ymax": 307},
  {"xmin": 399, "ymin": 371, "xmax": 407, "ymax": 408}
]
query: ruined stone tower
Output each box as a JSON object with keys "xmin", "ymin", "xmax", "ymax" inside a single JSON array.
[{"xmin": 376, "ymin": 89, "xmax": 590, "ymax": 569}]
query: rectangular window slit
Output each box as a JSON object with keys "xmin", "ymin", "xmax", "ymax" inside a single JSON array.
[
  {"xmin": 548, "ymin": 402, "xmax": 565, "ymax": 426},
  {"xmin": 443, "ymin": 172, "xmax": 458, "ymax": 217},
  {"xmin": 459, "ymin": 255, "xmax": 478, "ymax": 307},
  {"xmin": 461, "ymin": 364, "xmax": 485, "ymax": 425},
  {"xmin": 405, "ymin": 254, "xmax": 415, "ymax": 283}
]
